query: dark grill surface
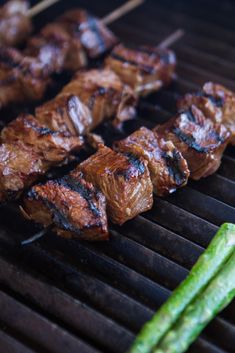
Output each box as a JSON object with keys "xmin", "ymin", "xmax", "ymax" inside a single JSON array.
[{"xmin": 0, "ymin": 1, "xmax": 235, "ymax": 352}]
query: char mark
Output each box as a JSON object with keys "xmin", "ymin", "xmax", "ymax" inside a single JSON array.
[
  {"xmin": 173, "ymin": 127, "xmax": 210, "ymax": 153},
  {"xmin": 110, "ymin": 52, "xmax": 155, "ymax": 74},
  {"xmin": 27, "ymin": 188, "xmax": 81, "ymax": 234},
  {"xmin": 88, "ymin": 86, "xmax": 107, "ymax": 111},
  {"xmin": 87, "ymin": 15, "xmax": 105, "ymax": 53},
  {"xmin": 162, "ymin": 149, "xmax": 187, "ymax": 186},
  {"xmin": 116, "ymin": 153, "xmax": 145, "ymax": 180},
  {"xmin": 196, "ymin": 92, "xmax": 224, "ymax": 108},
  {"xmin": 56, "ymin": 175, "xmax": 101, "ymax": 217}
]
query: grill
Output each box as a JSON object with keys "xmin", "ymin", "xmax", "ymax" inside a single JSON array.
[{"xmin": 0, "ymin": 0, "xmax": 235, "ymax": 352}]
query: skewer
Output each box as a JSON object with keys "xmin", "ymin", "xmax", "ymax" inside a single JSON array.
[
  {"xmin": 21, "ymin": 227, "xmax": 49, "ymax": 245},
  {"xmin": 158, "ymin": 29, "xmax": 185, "ymax": 49},
  {"xmin": 102, "ymin": 0, "xmax": 145, "ymax": 25},
  {"xmin": 26, "ymin": 0, "xmax": 61, "ymax": 18}
]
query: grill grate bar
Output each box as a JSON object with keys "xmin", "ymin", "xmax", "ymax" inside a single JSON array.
[
  {"xmin": 0, "ymin": 290, "xmax": 102, "ymax": 353},
  {"xmin": 0, "ymin": 257, "xmax": 134, "ymax": 353},
  {"xmin": 0, "ymin": 330, "xmax": 37, "ymax": 353}
]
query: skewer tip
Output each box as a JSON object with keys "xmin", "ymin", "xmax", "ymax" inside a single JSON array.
[
  {"xmin": 158, "ymin": 28, "xmax": 185, "ymax": 49},
  {"xmin": 21, "ymin": 228, "xmax": 48, "ymax": 246}
]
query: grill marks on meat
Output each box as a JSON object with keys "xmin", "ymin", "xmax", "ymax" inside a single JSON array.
[
  {"xmin": 0, "ymin": 142, "xmax": 45, "ymax": 202},
  {"xmin": 36, "ymin": 68, "xmax": 137, "ymax": 135},
  {"xmin": 1, "ymin": 114, "xmax": 83, "ymax": 163},
  {"xmin": 25, "ymin": 9, "xmax": 117, "ymax": 73},
  {"xmin": 105, "ymin": 44, "xmax": 176, "ymax": 96},
  {"xmin": 154, "ymin": 106, "xmax": 230, "ymax": 180},
  {"xmin": 57, "ymin": 9, "xmax": 118, "ymax": 59},
  {"xmin": 23, "ymin": 170, "xmax": 108, "ymax": 241},
  {"xmin": 178, "ymin": 82, "xmax": 235, "ymax": 145},
  {"xmin": 0, "ymin": 0, "xmax": 32, "ymax": 46},
  {"xmin": 114, "ymin": 127, "xmax": 189, "ymax": 196},
  {"xmin": 0, "ymin": 114, "xmax": 84, "ymax": 202},
  {"xmin": 78, "ymin": 145, "xmax": 153, "ymax": 224},
  {"xmin": 0, "ymin": 8, "xmax": 117, "ymax": 108},
  {"xmin": 0, "ymin": 47, "xmax": 50, "ymax": 108}
]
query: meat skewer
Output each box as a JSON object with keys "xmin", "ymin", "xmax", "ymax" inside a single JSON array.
[
  {"xmin": 0, "ymin": 66, "xmax": 137, "ymax": 202},
  {"xmin": 0, "ymin": 0, "xmax": 147, "ymax": 109},
  {"xmin": 177, "ymin": 82, "xmax": 235, "ymax": 145},
  {"xmin": 20, "ymin": 83, "xmax": 232, "ymax": 242},
  {"xmin": 0, "ymin": 27, "xmax": 183, "ymax": 204},
  {"xmin": 0, "ymin": 0, "xmax": 61, "ymax": 47}
]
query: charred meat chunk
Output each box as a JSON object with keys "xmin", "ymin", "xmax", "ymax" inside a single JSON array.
[
  {"xmin": 62, "ymin": 68, "xmax": 137, "ymax": 129},
  {"xmin": 0, "ymin": 142, "xmax": 45, "ymax": 202},
  {"xmin": 79, "ymin": 145, "xmax": 153, "ymax": 224},
  {"xmin": 178, "ymin": 82, "xmax": 235, "ymax": 145},
  {"xmin": 36, "ymin": 68, "xmax": 136, "ymax": 135},
  {"xmin": 105, "ymin": 44, "xmax": 176, "ymax": 96},
  {"xmin": 0, "ymin": 47, "xmax": 50, "ymax": 108},
  {"xmin": 57, "ymin": 9, "xmax": 118, "ymax": 59},
  {"xmin": 1, "ymin": 114, "xmax": 84, "ymax": 164},
  {"xmin": 154, "ymin": 106, "xmax": 230, "ymax": 180},
  {"xmin": 23, "ymin": 170, "xmax": 108, "ymax": 241},
  {"xmin": 35, "ymin": 93, "xmax": 93, "ymax": 136},
  {"xmin": 114, "ymin": 126, "xmax": 189, "ymax": 196},
  {"xmin": 0, "ymin": 0, "xmax": 32, "ymax": 46},
  {"xmin": 25, "ymin": 23, "xmax": 87, "ymax": 73}
]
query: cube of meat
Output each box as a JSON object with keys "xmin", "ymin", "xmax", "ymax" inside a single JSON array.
[
  {"xmin": 23, "ymin": 170, "xmax": 108, "ymax": 241},
  {"xmin": 0, "ymin": 47, "xmax": 49, "ymax": 108},
  {"xmin": 114, "ymin": 126, "xmax": 189, "ymax": 196},
  {"xmin": 105, "ymin": 44, "xmax": 176, "ymax": 96},
  {"xmin": 35, "ymin": 93, "xmax": 93, "ymax": 136},
  {"xmin": 26, "ymin": 23, "xmax": 87, "ymax": 73},
  {"xmin": 0, "ymin": 0, "xmax": 32, "ymax": 46},
  {"xmin": 79, "ymin": 145, "xmax": 153, "ymax": 224},
  {"xmin": 154, "ymin": 106, "xmax": 230, "ymax": 180},
  {"xmin": 62, "ymin": 68, "xmax": 137, "ymax": 129},
  {"xmin": 178, "ymin": 82, "xmax": 235, "ymax": 145},
  {"xmin": 58, "ymin": 9, "xmax": 118, "ymax": 59},
  {"xmin": 0, "ymin": 142, "xmax": 45, "ymax": 202},
  {"xmin": 1, "ymin": 114, "xmax": 84, "ymax": 165}
]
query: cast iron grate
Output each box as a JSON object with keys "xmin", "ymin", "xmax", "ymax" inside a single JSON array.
[{"xmin": 0, "ymin": 1, "xmax": 234, "ymax": 352}]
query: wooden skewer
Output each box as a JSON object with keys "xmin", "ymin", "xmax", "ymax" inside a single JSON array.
[
  {"xmin": 158, "ymin": 28, "xmax": 185, "ymax": 48},
  {"xmin": 102, "ymin": 0, "xmax": 145, "ymax": 25},
  {"xmin": 26, "ymin": 0, "xmax": 145, "ymax": 22},
  {"xmin": 26, "ymin": 0, "xmax": 61, "ymax": 18},
  {"xmin": 21, "ymin": 227, "xmax": 49, "ymax": 245}
]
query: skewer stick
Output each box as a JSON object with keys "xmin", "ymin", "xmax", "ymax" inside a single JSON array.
[
  {"xmin": 26, "ymin": 0, "xmax": 61, "ymax": 18},
  {"xmin": 21, "ymin": 228, "xmax": 48, "ymax": 245},
  {"xmin": 102, "ymin": 0, "xmax": 145, "ymax": 25},
  {"xmin": 158, "ymin": 29, "xmax": 185, "ymax": 48}
]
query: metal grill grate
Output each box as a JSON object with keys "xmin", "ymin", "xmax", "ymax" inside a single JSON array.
[{"xmin": 0, "ymin": 1, "xmax": 234, "ymax": 352}]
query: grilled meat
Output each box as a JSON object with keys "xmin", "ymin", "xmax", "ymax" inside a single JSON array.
[
  {"xmin": 0, "ymin": 114, "xmax": 84, "ymax": 202},
  {"xmin": 23, "ymin": 170, "xmax": 108, "ymax": 241},
  {"xmin": 0, "ymin": 0, "xmax": 32, "ymax": 46},
  {"xmin": 0, "ymin": 47, "xmax": 50, "ymax": 107},
  {"xmin": 154, "ymin": 105, "xmax": 230, "ymax": 180},
  {"xmin": 114, "ymin": 126, "xmax": 189, "ymax": 196},
  {"xmin": 57, "ymin": 9, "xmax": 118, "ymax": 59},
  {"xmin": 79, "ymin": 145, "xmax": 153, "ymax": 224},
  {"xmin": 0, "ymin": 142, "xmax": 45, "ymax": 202},
  {"xmin": 1, "ymin": 114, "xmax": 83, "ymax": 164},
  {"xmin": 86, "ymin": 132, "xmax": 105, "ymax": 150},
  {"xmin": 35, "ymin": 93, "xmax": 93, "ymax": 136},
  {"xmin": 178, "ymin": 82, "xmax": 235, "ymax": 145},
  {"xmin": 36, "ymin": 68, "xmax": 136, "ymax": 135},
  {"xmin": 25, "ymin": 8, "xmax": 117, "ymax": 73},
  {"xmin": 105, "ymin": 44, "xmax": 176, "ymax": 96},
  {"xmin": 25, "ymin": 23, "xmax": 87, "ymax": 73}
]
